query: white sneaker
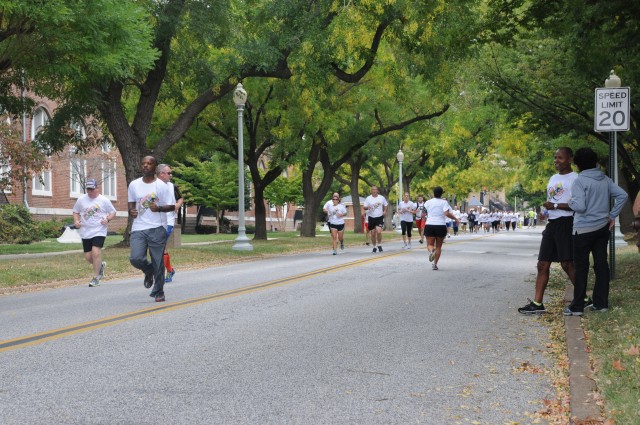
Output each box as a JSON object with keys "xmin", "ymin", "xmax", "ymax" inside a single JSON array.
[
  {"xmin": 428, "ymin": 250, "xmax": 435, "ymax": 262},
  {"xmin": 89, "ymin": 277, "xmax": 100, "ymax": 287},
  {"xmin": 407, "ymin": 243, "xmax": 412, "ymax": 249},
  {"xmin": 97, "ymin": 261, "xmax": 106, "ymax": 280}
]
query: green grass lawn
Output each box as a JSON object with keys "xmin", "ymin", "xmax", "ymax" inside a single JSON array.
[
  {"xmin": 0, "ymin": 230, "xmax": 384, "ymax": 289},
  {"xmin": 580, "ymin": 248, "xmax": 640, "ymax": 423}
]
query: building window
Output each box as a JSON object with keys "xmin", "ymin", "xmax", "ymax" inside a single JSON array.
[
  {"xmin": 70, "ymin": 158, "xmax": 86, "ymax": 198},
  {"xmin": 0, "ymin": 156, "xmax": 10, "ymax": 194},
  {"xmin": 31, "ymin": 107, "xmax": 52, "ymax": 196},
  {"xmin": 102, "ymin": 160, "xmax": 117, "ymax": 199}
]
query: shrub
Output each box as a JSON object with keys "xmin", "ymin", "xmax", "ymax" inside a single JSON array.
[
  {"xmin": 196, "ymin": 224, "xmax": 217, "ymax": 234},
  {"xmin": 37, "ymin": 219, "xmax": 65, "ymax": 239},
  {"xmin": 0, "ymin": 205, "xmax": 39, "ymax": 244}
]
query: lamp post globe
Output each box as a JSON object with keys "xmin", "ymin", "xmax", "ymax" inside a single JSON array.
[
  {"xmin": 232, "ymin": 83, "xmax": 253, "ymax": 251},
  {"xmin": 605, "ymin": 70, "xmax": 621, "ymax": 88}
]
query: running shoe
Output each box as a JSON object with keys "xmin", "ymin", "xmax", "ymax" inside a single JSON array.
[
  {"xmin": 332, "ymin": 250, "xmax": 337, "ymax": 255},
  {"xmin": 372, "ymin": 247, "xmax": 377, "ymax": 253},
  {"xmin": 402, "ymin": 244, "xmax": 407, "ymax": 249},
  {"xmin": 419, "ymin": 239, "xmax": 423, "ymax": 244},
  {"xmin": 155, "ymin": 294, "xmax": 166, "ymax": 302},
  {"xmin": 431, "ymin": 263, "xmax": 438, "ymax": 270},
  {"xmin": 407, "ymin": 243, "xmax": 412, "ymax": 249},
  {"xmin": 89, "ymin": 277, "xmax": 100, "ymax": 287},
  {"xmin": 378, "ymin": 246, "xmax": 383, "ymax": 252},
  {"xmin": 518, "ymin": 299, "xmax": 545, "ymax": 315},
  {"xmin": 563, "ymin": 306, "xmax": 584, "ymax": 316},
  {"xmin": 144, "ymin": 270, "xmax": 154, "ymax": 288},
  {"xmin": 584, "ymin": 297, "xmax": 593, "ymax": 309},
  {"xmin": 428, "ymin": 250, "xmax": 435, "ymax": 263},
  {"xmin": 97, "ymin": 261, "xmax": 106, "ymax": 280},
  {"xmin": 340, "ymin": 241, "xmax": 344, "ymax": 250},
  {"xmin": 588, "ymin": 305, "xmax": 608, "ymax": 312},
  {"xmin": 165, "ymin": 269, "xmax": 175, "ymax": 283}
]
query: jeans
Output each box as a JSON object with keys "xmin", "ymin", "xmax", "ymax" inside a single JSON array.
[
  {"xmin": 130, "ymin": 226, "xmax": 167, "ymax": 296},
  {"xmin": 571, "ymin": 225, "xmax": 610, "ymax": 310}
]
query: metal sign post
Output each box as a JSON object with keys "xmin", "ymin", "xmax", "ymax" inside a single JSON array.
[{"xmin": 594, "ymin": 71, "xmax": 630, "ymax": 279}]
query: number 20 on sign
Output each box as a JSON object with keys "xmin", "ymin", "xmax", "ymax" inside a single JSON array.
[{"xmin": 595, "ymin": 87, "xmax": 630, "ymax": 132}]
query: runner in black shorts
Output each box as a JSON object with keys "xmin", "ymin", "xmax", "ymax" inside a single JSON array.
[{"xmin": 363, "ymin": 186, "xmax": 388, "ymax": 253}]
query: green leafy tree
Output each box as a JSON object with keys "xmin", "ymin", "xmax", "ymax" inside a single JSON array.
[
  {"xmin": 172, "ymin": 155, "xmax": 239, "ymax": 234},
  {"xmin": 264, "ymin": 173, "xmax": 303, "ymax": 232},
  {"xmin": 479, "ymin": 0, "xmax": 640, "ymax": 221}
]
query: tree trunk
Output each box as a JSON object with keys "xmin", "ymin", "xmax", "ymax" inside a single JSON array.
[
  {"xmin": 253, "ymin": 187, "xmax": 268, "ymax": 240},
  {"xmin": 300, "ymin": 198, "xmax": 319, "ymax": 237},
  {"xmin": 349, "ymin": 156, "xmax": 365, "ymax": 233}
]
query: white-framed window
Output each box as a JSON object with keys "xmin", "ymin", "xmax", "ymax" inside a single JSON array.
[
  {"xmin": 31, "ymin": 107, "xmax": 49, "ymax": 139},
  {"xmin": 0, "ymin": 153, "xmax": 11, "ymax": 194},
  {"xmin": 102, "ymin": 159, "xmax": 117, "ymax": 199},
  {"xmin": 31, "ymin": 107, "xmax": 52, "ymax": 196},
  {"xmin": 70, "ymin": 158, "xmax": 86, "ymax": 198},
  {"xmin": 71, "ymin": 121, "xmax": 86, "ymax": 140}
]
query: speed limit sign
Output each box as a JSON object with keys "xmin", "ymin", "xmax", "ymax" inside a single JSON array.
[{"xmin": 595, "ymin": 87, "xmax": 630, "ymax": 131}]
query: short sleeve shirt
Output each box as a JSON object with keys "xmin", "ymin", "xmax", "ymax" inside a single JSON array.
[
  {"xmin": 398, "ymin": 201, "xmax": 416, "ymax": 222},
  {"xmin": 324, "ymin": 200, "xmax": 347, "ymax": 225},
  {"xmin": 364, "ymin": 195, "xmax": 388, "ymax": 218},
  {"xmin": 72, "ymin": 194, "xmax": 116, "ymax": 239},
  {"xmin": 547, "ymin": 172, "xmax": 578, "ymax": 220},
  {"xmin": 128, "ymin": 178, "xmax": 174, "ymax": 232},
  {"xmin": 424, "ymin": 198, "xmax": 452, "ymax": 226}
]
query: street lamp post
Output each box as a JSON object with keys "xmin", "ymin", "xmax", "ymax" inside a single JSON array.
[
  {"xmin": 232, "ymin": 83, "xmax": 253, "ymax": 251},
  {"xmin": 396, "ymin": 149, "xmax": 404, "ymax": 233}
]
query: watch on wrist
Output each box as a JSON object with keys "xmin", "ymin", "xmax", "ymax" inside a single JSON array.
[{"xmin": 553, "ymin": 203, "xmax": 558, "ymax": 210}]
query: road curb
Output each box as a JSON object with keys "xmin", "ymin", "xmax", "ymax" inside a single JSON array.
[{"xmin": 564, "ymin": 284, "xmax": 602, "ymax": 424}]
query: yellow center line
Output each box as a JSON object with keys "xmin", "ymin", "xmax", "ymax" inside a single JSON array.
[{"xmin": 0, "ymin": 251, "xmax": 405, "ymax": 353}]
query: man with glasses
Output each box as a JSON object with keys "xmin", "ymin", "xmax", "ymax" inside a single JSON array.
[
  {"xmin": 72, "ymin": 178, "xmax": 117, "ymax": 287},
  {"xmin": 157, "ymin": 164, "xmax": 183, "ymax": 282}
]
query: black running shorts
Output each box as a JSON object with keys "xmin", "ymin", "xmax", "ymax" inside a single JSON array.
[
  {"xmin": 425, "ymin": 224, "xmax": 447, "ymax": 238},
  {"xmin": 82, "ymin": 236, "xmax": 106, "ymax": 253},
  {"xmin": 538, "ymin": 216, "xmax": 574, "ymax": 262}
]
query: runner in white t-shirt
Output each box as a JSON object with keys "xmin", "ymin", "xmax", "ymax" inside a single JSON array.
[
  {"xmin": 323, "ymin": 192, "xmax": 348, "ymax": 255},
  {"xmin": 157, "ymin": 164, "xmax": 183, "ymax": 283},
  {"xmin": 363, "ymin": 186, "xmax": 388, "ymax": 253},
  {"xmin": 72, "ymin": 178, "xmax": 116, "ymax": 287},
  {"xmin": 398, "ymin": 192, "xmax": 417, "ymax": 248},
  {"xmin": 128, "ymin": 156, "xmax": 175, "ymax": 302},
  {"xmin": 414, "ymin": 195, "xmax": 427, "ymax": 244},
  {"xmin": 424, "ymin": 186, "xmax": 460, "ymax": 270}
]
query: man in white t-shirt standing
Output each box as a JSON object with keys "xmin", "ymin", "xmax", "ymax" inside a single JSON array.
[
  {"xmin": 519, "ymin": 147, "xmax": 578, "ymax": 314},
  {"xmin": 128, "ymin": 156, "xmax": 175, "ymax": 302},
  {"xmin": 363, "ymin": 186, "xmax": 388, "ymax": 253},
  {"xmin": 72, "ymin": 178, "xmax": 116, "ymax": 287}
]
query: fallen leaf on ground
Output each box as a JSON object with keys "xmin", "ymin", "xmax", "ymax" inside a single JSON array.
[
  {"xmin": 612, "ymin": 359, "xmax": 625, "ymax": 371},
  {"xmin": 623, "ymin": 345, "xmax": 639, "ymax": 356}
]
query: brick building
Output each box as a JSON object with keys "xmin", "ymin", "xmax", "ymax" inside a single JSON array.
[{"xmin": 1, "ymin": 96, "xmax": 131, "ymax": 231}]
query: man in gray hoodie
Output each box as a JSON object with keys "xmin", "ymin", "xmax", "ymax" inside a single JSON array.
[{"xmin": 564, "ymin": 147, "xmax": 628, "ymax": 316}]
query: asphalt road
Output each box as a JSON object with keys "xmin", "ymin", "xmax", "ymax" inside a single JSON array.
[{"xmin": 0, "ymin": 227, "xmax": 555, "ymax": 424}]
